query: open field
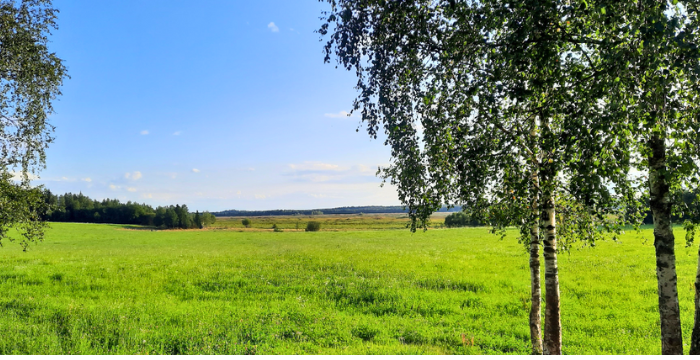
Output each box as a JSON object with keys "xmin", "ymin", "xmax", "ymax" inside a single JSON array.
[
  {"xmin": 211, "ymin": 213, "xmax": 452, "ymax": 231},
  {"xmin": 1, "ymin": 222, "xmax": 699, "ymax": 354}
]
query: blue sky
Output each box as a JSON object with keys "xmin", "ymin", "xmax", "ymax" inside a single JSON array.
[{"xmin": 36, "ymin": 0, "xmax": 400, "ymax": 211}]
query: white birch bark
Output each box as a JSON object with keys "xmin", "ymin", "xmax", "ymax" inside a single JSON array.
[
  {"xmin": 529, "ymin": 165, "xmax": 543, "ymax": 355},
  {"xmin": 542, "ymin": 193, "xmax": 561, "ymax": 355},
  {"xmin": 529, "ymin": 216, "xmax": 543, "ymax": 354},
  {"xmin": 649, "ymin": 133, "xmax": 683, "ymax": 355}
]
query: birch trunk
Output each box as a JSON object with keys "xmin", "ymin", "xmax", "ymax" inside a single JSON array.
[
  {"xmin": 529, "ymin": 165, "xmax": 543, "ymax": 355},
  {"xmin": 690, "ymin": 244, "xmax": 700, "ymax": 354},
  {"xmin": 648, "ymin": 133, "xmax": 683, "ymax": 355},
  {"xmin": 542, "ymin": 192, "xmax": 561, "ymax": 355},
  {"xmin": 540, "ymin": 115, "xmax": 561, "ymax": 355}
]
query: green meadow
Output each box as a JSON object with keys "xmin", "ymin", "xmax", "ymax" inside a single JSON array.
[{"xmin": 0, "ymin": 221, "xmax": 698, "ymax": 354}]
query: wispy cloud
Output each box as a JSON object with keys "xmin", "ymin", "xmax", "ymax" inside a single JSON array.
[
  {"xmin": 127, "ymin": 187, "xmax": 137, "ymax": 192},
  {"xmin": 109, "ymin": 184, "xmax": 120, "ymax": 190},
  {"xmin": 288, "ymin": 162, "xmax": 340, "ymax": 171},
  {"xmin": 284, "ymin": 162, "xmax": 379, "ymax": 183},
  {"xmin": 173, "ymin": 131, "xmax": 181, "ymax": 136},
  {"xmin": 81, "ymin": 177, "xmax": 92, "ymax": 182},
  {"xmin": 324, "ymin": 110, "xmax": 354, "ymax": 119},
  {"xmin": 192, "ymin": 168, "xmax": 200, "ymax": 173},
  {"xmin": 140, "ymin": 130, "xmax": 149, "ymax": 135},
  {"xmin": 125, "ymin": 171, "xmax": 142, "ymax": 180},
  {"xmin": 267, "ymin": 22, "xmax": 279, "ymax": 32}
]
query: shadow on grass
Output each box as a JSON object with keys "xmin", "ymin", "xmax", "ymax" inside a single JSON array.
[{"xmin": 120, "ymin": 225, "xmax": 160, "ymax": 231}]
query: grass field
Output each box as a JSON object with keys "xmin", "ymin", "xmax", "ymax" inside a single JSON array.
[
  {"xmin": 0, "ymin": 221, "xmax": 699, "ymax": 354},
  {"xmin": 211, "ymin": 213, "xmax": 450, "ymax": 231}
]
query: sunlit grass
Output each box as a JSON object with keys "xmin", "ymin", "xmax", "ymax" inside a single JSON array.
[
  {"xmin": 211, "ymin": 213, "xmax": 449, "ymax": 231},
  {"xmin": 0, "ymin": 222, "xmax": 697, "ymax": 354}
]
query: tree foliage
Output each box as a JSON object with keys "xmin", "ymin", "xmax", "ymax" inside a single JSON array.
[
  {"xmin": 319, "ymin": 0, "xmax": 643, "ymax": 242},
  {"xmin": 444, "ymin": 212, "xmax": 479, "ymax": 228},
  {"xmin": 305, "ymin": 221, "xmax": 321, "ymax": 232},
  {"xmin": 0, "ymin": 0, "xmax": 66, "ymax": 249}
]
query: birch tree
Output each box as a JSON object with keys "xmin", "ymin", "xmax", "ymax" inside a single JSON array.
[
  {"xmin": 0, "ymin": 0, "xmax": 66, "ymax": 249},
  {"xmin": 587, "ymin": 1, "xmax": 700, "ymax": 353},
  {"xmin": 320, "ymin": 0, "xmax": 642, "ymax": 354}
]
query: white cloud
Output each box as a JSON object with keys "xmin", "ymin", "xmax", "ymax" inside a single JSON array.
[
  {"xmin": 268, "ymin": 22, "xmax": 279, "ymax": 32},
  {"xmin": 324, "ymin": 110, "xmax": 354, "ymax": 119},
  {"xmin": 127, "ymin": 187, "xmax": 137, "ymax": 192},
  {"xmin": 192, "ymin": 168, "xmax": 200, "ymax": 173},
  {"xmin": 140, "ymin": 130, "xmax": 149, "ymax": 135},
  {"xmin": 255, "ymin": 194, "xmax": 268, "ymax": 199},
  {"xmin": 142, "ymin": 193, "xmax": 153, "ymax": 199},
  {"xmin": 81, "ymin": 177, "xmax": 92, "ymax": 182},
  {"xmin": 109, "ymin": 184, "xmax": 119, "ymax": 190},
  {"xmin": 173, "ymin": 131, "xmax": 181, "ymax": 136},
  {"xmin": 9, "ymin": 171, "xmax": 38, "ymax": 181}
]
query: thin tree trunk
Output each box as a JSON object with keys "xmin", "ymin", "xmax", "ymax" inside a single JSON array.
[
  {"xmin": 542, "ymin": 191, "xmax": 561, "ymax": 355},
  {"xmin": 690, "ymin": 244, "xmax": 700, "ymax": 354},
  {"xmin": 648, "ymin": 133, "xmax": 683, "ymax": 355},
  {"xmin": 529, "ymin": 162, "xmax": 543, "ymax": 355},
  {"xmin": 540, "ymin": 114, "xmax": 561, "ymax": 355}
]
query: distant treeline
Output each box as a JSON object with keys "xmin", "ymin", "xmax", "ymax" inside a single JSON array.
[
  {"xmin": 42, "ymin": 191, "xmax": 215, "ymax": 229},
  {"xmin": 212, "ymin": 205, "xmax": 463, "ymax": 217}
]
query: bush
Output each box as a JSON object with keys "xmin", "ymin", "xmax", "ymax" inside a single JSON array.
[
  {"xmin": 444, "ymin": 212, "xmax": 479, "ymax": 228},
  {"xmin": 272, "ymin": 224, "xmax": 283, "ymax": 232},
  {"xmin": 305, "ymin": 221, "xmax": 321, "ymax": 232},
  {"xmin": 242, "ymin": 218, "xmax": 251, "ymax": 228}
]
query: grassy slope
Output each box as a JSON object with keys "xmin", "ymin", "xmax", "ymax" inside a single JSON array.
[{"xmin": 0, "ymin": 222, "xmax": 697, "ymax": 354}]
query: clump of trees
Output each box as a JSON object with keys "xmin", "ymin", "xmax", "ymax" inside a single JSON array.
[
  {"xmin": 444, "ymin": 212, "xmax": 480, "ymax": 228},
  {"xmin": 320, "ymin": 0, "xmax": 700, "ymax": 355},
  {"xmin": 305, "ymin": 221, "xmax": 321, "ymax": 232},
  {"xmin": 152, "ymin": 205, "xmax": 215, "ymax": 229},
  {"xmin": 42, "ymin": 190, "xmax": 215, "ymax": 229},
  {"xmin": 241, "ymin": 218, "xmax": 251, "ymax": 228}
]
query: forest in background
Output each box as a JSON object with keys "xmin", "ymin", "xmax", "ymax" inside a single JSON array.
[
  {"xmin": 41, "ymin": 191, "xmax": 215, "ymax": 229},
  {"xmin": 212, "ymin": 205, "xmax": 463, "ymax": 217}
]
